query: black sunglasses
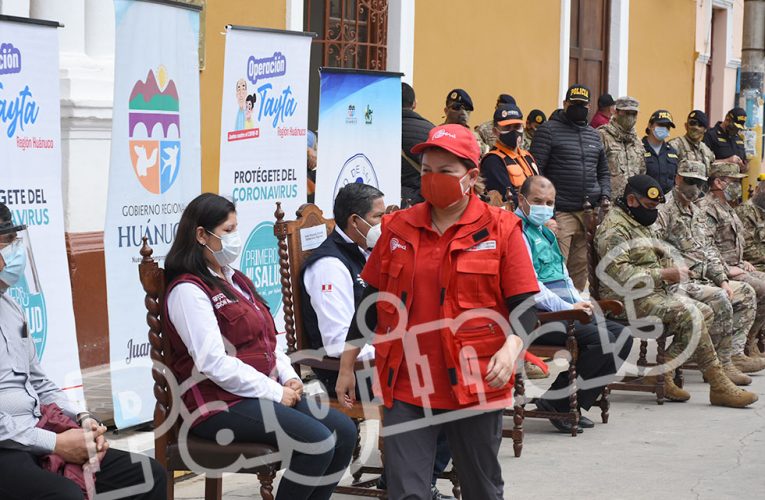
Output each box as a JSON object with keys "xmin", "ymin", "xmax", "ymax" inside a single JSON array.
[{"xmin": 684, "ymin": 177, "xmax": 707, "ymax": 188}]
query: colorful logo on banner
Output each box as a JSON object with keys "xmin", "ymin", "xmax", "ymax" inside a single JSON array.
[
  {"xmin": 333, "ymin": 153, "xmax": 380, "ymax": 198},
  {"xmin": 1, "ymin": 42, "xmax": 43, "ymax": 140},
  {"xmin": 228, "ymin": 51, "xmax": 298, "ymax": 141},
  {"xmin": 8, "ymin": 276, "xmax": 48, "ymax": 360},
  {"xmin": 128, "ymin": 66, "xmax": 181, "ymax": 194},
  {"xmin": 240, "ymin": 221, "xmax": 282, "ymax": 314}
]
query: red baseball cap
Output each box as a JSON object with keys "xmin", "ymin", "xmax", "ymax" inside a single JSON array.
[{"xmin": 411, "ymin": 124, "xmax": 481, "ymax": 169}]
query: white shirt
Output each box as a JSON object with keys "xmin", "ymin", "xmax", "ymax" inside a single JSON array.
[
  {"xmin": 302, "ymin": 227, "xmax": 375, "ymax": 361},
  {"xmin": 522, "ymin": 233, "xmax": 584, "ymax": 312},
  {"xmin": 166, "ymin": 266, "xmax": 299, "ymax": 404}
]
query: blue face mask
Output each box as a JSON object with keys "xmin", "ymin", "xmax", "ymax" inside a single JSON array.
[
  {"xmin": 0, "ymin": 241, "xmax": 26, "ymax": 289},
  {"xmin": 653, "ymin": 126, "xmax": 670, "ymax": 141},
  {"xmin": 520, "ymin": 199, "xmax": 555, "ymax": 226}
]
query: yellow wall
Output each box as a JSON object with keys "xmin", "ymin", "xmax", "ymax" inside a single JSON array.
[
  {"xmin": 412, "ymin": 0, "xmax": 562, "ymax": 128},
  {"xmin": 627, "ymin": 0, "xmax": 696, "ymax": 139},
  {"xmin": 200, "ymin": 0, "xmax": 286, "ymax": 193}
]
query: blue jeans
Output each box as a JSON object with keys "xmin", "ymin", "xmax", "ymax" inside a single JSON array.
[{"xmin": 192, "ymin": 397, "xmax": 357, "ymax": 500}]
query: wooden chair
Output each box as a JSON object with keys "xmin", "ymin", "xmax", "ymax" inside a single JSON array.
[
  {"xmin": 584, "ymin": 200, "xmax": 677, "ymax": 403},
  {"xmin": 273, "ymin": 202, "xmax": 461, "ymax": 499},
  {"xmin": 482, "ymin": 191, "xmax": 616, "ymax": 454},
  {"xmin": 138, "ymin": 239, "xmax": 280, "ymax": 500}
]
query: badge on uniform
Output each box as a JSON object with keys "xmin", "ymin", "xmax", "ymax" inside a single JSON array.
[
  {"xmin": 321, "ymin": 284, "xmax": 333, "ymax": 292},
  {"xmin": 467, "ymin": 240, "xmax": 497, "ymax": 252}
]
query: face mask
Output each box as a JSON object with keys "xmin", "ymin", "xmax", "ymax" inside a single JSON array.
[
  {"xmin": 624, "ymin": 199, "xmax": 658, "ymax": 226},
  {"xmin": 723, "ymin": 181, "xmax": 742, "ymax": 202},
  {"xmin": 0, "ymin": 240, "xmax": 27, "ymax": 289},
  {"xmin": 687, "ymin": 126, "xmax": 705, "ymax": 142},
  {"xmin": 499, "ymin": 129, "xmax": 522, "ymax": 149},
  {"xmin": 653, "ymin": 126, "xmax": 670, "ymax": 141},
  {"xmin": 676, "ymin": 181, "xmax": 700, "ymax": 202},
  {"xmin": 565, "ymin": 104, "xmax": 588, "ymax": 125},
  {"xmin": 523, "ymin": 200, "xmax": 554, "ymax": 226},
  {"xmin": 206, "ymin": 230, "xmax": 242, "ymax": 267},
  {"xmin": 726, "ymin": 124, "xmax": 741, "ymax": 137},
  {"xmin": 421, "ymin": 172, "xmax": 471, "ymax": 209},
  {"xmin": 353, "ymin": 215, "xmax": 382, "ymax": 249},
  {"xmin": 616, "ymin": 114, "xmax": 637, "ymax": 130}
]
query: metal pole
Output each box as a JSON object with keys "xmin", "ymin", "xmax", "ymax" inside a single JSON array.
[{"xmin": 741, "ymin": 0, "xmax": 765, "ymax": 186}]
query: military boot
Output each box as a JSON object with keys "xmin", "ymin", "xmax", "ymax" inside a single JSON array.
[
  {"xmin": 746, "ymin": 337, "xmax": 765, "ymax": 359},
  {"xmin": 524, "ymin": 360, "xmax": 549, "ymax": 379},
  {"xmin": 722, "ymin": 363, "xmax": 752, "ymax": 386},
  {"xmin": 731, "ymin": 353, "xmax": 765, "ymax": 374},
  {"xmin": 663, "ymin": 371, "xmax": 690, "ymax": 402},
  {"xmin": 705, "ymin": 365, "xmax": 759, "ymax": 408}
]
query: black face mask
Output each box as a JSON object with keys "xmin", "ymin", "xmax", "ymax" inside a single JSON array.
[
  {"xmin": 565, "ymin": 104, "xmax": 589, "ymax": 125},
  {"xmin": 499, "ymin": 130, "xmax": 522, "ymax": 149},
  {"xmin": 625, "ymin": 199, "xmax": 658, "ymax": 226}
]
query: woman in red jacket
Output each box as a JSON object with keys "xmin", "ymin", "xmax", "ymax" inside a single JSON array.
[
  {"xmin": 163, "ymin": 193, "xmax": 356, "ymax": 500},
  {"xmin": 336, "ymin": 124, "xmax": 541, "ymax": 499}
]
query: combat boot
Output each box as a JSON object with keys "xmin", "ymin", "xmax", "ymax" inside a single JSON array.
[
  {"xmin": 731, "ymin": 353, "xmax": 765, "ymax": 374},
  {"xmin": 524, "ymin": 360, "xmax": 549, "ymax": 379},
  {"xmin": 663, "ymin": 371, "xmax": 690, "ymax": 402},
  {"xmin": 746, "ymin": 337, "xmax": 765, "ymax": 359},
  {"xmin": 722, "ymin": 363, "xmax": 752, "ymax": 386},
  {"xmin": 705, "ymin": 364, "xmax": 759, "ymax": 408}
]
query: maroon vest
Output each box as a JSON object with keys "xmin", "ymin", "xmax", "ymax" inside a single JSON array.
[{"xmin": 162, "ymin": 271, "xmax": 278, "ymax": 423}]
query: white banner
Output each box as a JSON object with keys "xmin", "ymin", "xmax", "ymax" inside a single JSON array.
[
  {"xmin": 218, "ymin": 26, "xmax": 311, "ymax": 332},
  {"xmin": 105, "ymin": 0, "xmax": 201, "ymax": 428},
  {"xmin": 314, "ymin": 69, "xmax": 402, "ymax": 213},
  {"xmin": 0, "ymin": 18, "xmax": 84, "ymax": 406}
]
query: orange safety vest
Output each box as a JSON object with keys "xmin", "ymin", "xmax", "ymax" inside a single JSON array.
[
  {"xmin": 369, "ymin": 201, "xmax": 542, "ymax": 408},
  {"xmin": 485, "ymin": 143, "xmax": 539, "ymax": 189}
]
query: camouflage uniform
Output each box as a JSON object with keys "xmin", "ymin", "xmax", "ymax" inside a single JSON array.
[
  {"xmin": 475, "ymin": 120, "xmax": 496, "ymax": 154},
  {"xmin": 595, "ymin": 204, "xmax": 720, "ymax": 370},
  {"xmin": 522, "ymin": 130, "xmax": 534, "ymax": 151},
  {"xmin": 599, "ymin": 120, "xmax": 646, "ymax": 198},
  {"xmin": 700, "ymin": 167, "xmax": 765, "ymax": 352},
  {"xmin": 655, "ymin": 188, "xmax": 755, "ymax": 364},
  {"xmin": 735, "ymin": 200, "xmax": 765, "ymax": 271},
  {"xmin": 667, "ymin": 135, "xmax": 716, "ymax": 178}
]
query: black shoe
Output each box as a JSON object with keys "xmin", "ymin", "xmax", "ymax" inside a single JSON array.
[
  {"xmin": 535, "ymin": 399, "xmax": 584, "ymax": 434},
  {"xmin": 578, "ymin": 414, "xmax": 595, "ymax": 428},
  {"xmin": 432, "ymin": 485, "xmax": 457, "ymax": 500}
]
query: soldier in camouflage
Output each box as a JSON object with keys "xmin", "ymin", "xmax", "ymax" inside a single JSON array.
[
  {"xmin": 654, "ymin": 159, "xmax": 756, "ymax": 385},
  {"xmin": 599, "ymin": 96, "xmax": 646, "ymax": 198},
  {"xmin": 700, "ymin": 162, "xmax": 765, "ymax": 373},
  {"xmin": 667, "ymin": 110, "xmax": 716, "ymax": 178},
  {"xmin": 734, "ymin": 179, "xmax": 765, "ymax": 358},
  {"xmin": 474, "ymin": 93, "xmax": 516, "ymax": 155},
  {"xmin": 522, "ymin": 109, "xmax": 547, "ymax": 150},
  {"xmin": 596, "ymin": 174, "xmax": 758, "ymax": 407}
]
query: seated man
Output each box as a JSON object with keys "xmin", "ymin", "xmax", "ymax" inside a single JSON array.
[
  {"xmin": 0, "ymin": 203, "xmax": 166, "ymax": 499},
  {"xmin": 516, "ymin": 176, "xmax": 633, "ymax": 433},
  {"xmin": 595, "ymin": 176, "xmax": 758, "ymax": 408},
  {"xmin": 300, "ymin": 183, "xmax": 454, "ymax": 500}
]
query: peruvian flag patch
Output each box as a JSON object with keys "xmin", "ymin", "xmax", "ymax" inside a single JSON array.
[{"xmin": 321, "ymin": 284, "xmax": 333, "ymax": 292}]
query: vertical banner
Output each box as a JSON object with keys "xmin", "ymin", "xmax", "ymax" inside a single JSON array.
[
  {"xmin": 105, "ymin": 0, "xmax": 201, "ymax": 428},
  {"xmin": 218, "ymin": 26, "xmax": 311, "ymax": 333},
  {"xmin": 314, "ymin": 68, "xmax": 402, "ymax": 213},
  {"xmin": 0, "ymin": 17, "xmax": 84, "ymax": 407}
]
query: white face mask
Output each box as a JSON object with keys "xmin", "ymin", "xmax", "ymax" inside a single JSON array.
[
  {"xmin": 354, "ymin": 215, "xmax": 382, "ymax": 249},
  {"xmin": 206, "ymin": 230, "xmax": 242, "ymax": 266}
]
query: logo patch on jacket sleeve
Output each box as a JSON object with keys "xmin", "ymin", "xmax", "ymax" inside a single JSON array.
[{"xmin": 321, "ymin": 284, "xmax": 333, "ymax": 292}]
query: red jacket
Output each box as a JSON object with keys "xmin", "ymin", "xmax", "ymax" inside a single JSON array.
[
  {"xmin": 363, "ymin": 198, "xmax": 540, "ymax": 408},
  {"xmin": 590, "ymin": 110, "xmax": 610, "ymax": 129},
  {"xmin": 163, "ymin": 271, "xmax": 277, "ymax": 423}
]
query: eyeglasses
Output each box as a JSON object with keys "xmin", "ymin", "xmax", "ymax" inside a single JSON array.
[
  {"xmin": 684, "ymin": 177, "xmax": 706, "ymax": 188},
  {"xmin": 448, "ymin": 103, "xmax": 468, "ymax": 112}
]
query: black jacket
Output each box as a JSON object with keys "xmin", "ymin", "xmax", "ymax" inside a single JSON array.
[
  {"xmin": 401, "ymin": 109, "xmax": 435, "ymax": 205},
  {"xmin": 642, "ymin": 137, "xmax": 678, "ymax": 194},
  {"xmin": 530, "ymin": 110, "xmax": 611, "ymax": 212}
]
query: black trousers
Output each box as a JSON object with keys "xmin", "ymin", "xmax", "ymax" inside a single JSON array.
[
  {"xmin": 382, "ymin": 400, "xmax": 503, "ymax": 500},
  {"xmin": 0, "ymin": 447, "xmax": 166, "ymax": 500},
  {"xmin": 534, "ymin": 318, "xmax": 633, "ymax": 412}
]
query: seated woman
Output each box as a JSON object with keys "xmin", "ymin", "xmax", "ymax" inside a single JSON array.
[{"xmin": 163, "ymin": 193, "xmax": 357, "ymax": 500}]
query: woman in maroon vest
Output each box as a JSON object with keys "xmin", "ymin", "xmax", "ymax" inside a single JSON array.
[{"xmin": 163, "ymin": 193, "xmax": 357, "ymax": 500}]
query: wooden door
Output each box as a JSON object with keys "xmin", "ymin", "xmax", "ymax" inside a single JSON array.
[{"xmin": 569, "ymin": 0, "xmax": 610, "ymax": 112}]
